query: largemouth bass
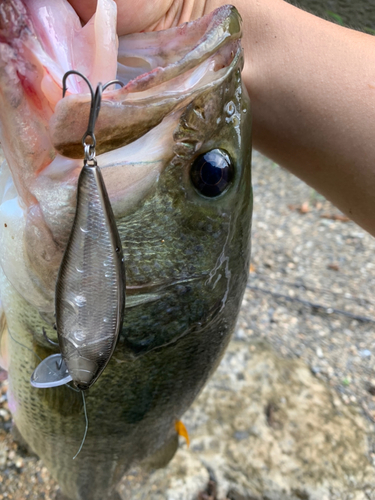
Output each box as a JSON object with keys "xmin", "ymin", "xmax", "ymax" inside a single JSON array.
[{"xmin": 0, "ymin": 1, "xmax": 252, "ymax": 499}]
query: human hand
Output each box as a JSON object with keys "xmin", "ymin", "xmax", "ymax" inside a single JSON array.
[{"xmin": 67, "ymin": 0, "xmax": 207, "ymax": 36}]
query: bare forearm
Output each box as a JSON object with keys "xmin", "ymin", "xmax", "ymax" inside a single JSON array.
[{"xmin": 204, "ymin": 0, "xmax": 375, "ymax": 235}]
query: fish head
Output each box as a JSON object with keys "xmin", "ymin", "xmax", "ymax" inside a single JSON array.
[{"xmin": 0, "ymin": 0, "xmax": 252, "ymax": 358}]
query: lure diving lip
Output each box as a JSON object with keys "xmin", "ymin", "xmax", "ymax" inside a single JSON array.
[{"xmin": 30, "ymin": 353, "xmax": 73, "ymax": 388}]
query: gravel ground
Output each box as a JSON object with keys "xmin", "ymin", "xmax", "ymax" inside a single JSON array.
[
  {"xmin": 1, "ymin": 150, "xmax": 375, "ymax": 498},
  {"xmin": 243, "ymin": 151, "xmax": 375, "ymax": 424}
]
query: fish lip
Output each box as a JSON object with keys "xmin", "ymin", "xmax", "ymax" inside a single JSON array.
[
  {"xmin": 56, "ymin": 5, "xmax": 242, "ymax": 99},
  {"xmin": 113, "ymin": 5, "xmax": 242, "ymax": 94}
]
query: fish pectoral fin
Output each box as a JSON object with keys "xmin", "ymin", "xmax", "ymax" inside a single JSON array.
[{"xmin": 175, "ymin": 420, "xmax": 190, "ymax": 447}]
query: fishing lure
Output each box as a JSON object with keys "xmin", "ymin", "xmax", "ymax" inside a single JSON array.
[{"xmin": 31, "ymin": 71, "xmax": 126, "ymax": 391}]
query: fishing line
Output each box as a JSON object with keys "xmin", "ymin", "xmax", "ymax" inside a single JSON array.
[
  {"xmin": 73, "ymin": 390, "xmax": 89, "ymax": 460},
  {"xmin": 8, "ymin": 328, "xmax": 43, "ymax": 363}
]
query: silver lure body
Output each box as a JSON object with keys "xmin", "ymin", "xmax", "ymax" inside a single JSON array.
[{"xmin": 55, "ymin": 160, "xmax": 125, "ymax": 390}]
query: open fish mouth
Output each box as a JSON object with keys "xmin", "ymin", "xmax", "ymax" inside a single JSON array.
[
  {"xmin": 50, "ymin": 5, "xmax": 243, "ymax": 159},
  {"xmin": 0, "ymin": 0, "xmax": 242, "ymax": 158},
  {"xmin": 0, "ymin": 0, "xmax": 244, "ymax": 312}
]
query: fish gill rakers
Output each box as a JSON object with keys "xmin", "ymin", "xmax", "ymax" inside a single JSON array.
[{"xmin": 31, "ymin": 71, "xmax": 126, "ymax": 392}]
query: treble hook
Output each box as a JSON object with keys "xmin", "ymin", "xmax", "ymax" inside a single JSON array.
[
  {"xmin": 83, "ymin": 83, "xmax": 102, "ymax": 159},
  {"xmin": 62, "ymin": 70, "xmax": 94, "ymax": 99},
  {"xmin": 102, "ymin": 80, "xmax": 125, "ymax": 91},
  {"xmin": 62, "ymin": 70, "xmax": 124, "ymax": 160}
]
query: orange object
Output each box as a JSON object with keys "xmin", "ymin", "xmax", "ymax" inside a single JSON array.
[{"xmin": 175, "ymin": 420, "xmax": 190, "ymax": 447}]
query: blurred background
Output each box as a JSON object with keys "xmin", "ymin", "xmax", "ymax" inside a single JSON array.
[{"xmin": 286, "ymin": 0, "xmax": 375, "ymax": 34}]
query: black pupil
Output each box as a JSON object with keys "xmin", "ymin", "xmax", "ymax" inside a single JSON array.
[
  {"xmin": 201, "ymin": 160, "xmax": 224, "ymax": 185},
  {"xmin": 190, "ymin": 149, "xmax": 233, "ymax": 197}
]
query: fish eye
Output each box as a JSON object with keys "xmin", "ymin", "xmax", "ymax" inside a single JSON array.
[{"xmin": 190, "ymin": 149, "xmax": 234, "ymax": 198}]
